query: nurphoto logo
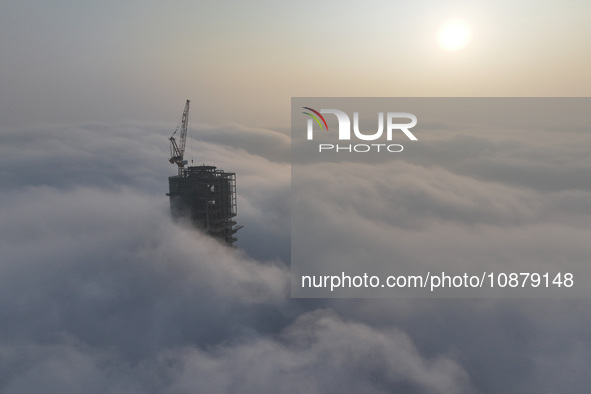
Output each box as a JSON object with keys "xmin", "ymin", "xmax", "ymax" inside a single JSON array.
[{"xmin": 302, "ymin": 107, "xmax": 418, "ymax": 153}]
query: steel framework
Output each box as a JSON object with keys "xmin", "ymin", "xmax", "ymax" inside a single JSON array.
[{"xmin": 167, "ymin": 165, "xmax": 241, "ymax": 246}]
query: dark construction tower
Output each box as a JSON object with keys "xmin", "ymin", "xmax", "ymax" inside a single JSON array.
[{"xmin": 166, "ymin": 100, "xmax": 241, "ymax": 246}]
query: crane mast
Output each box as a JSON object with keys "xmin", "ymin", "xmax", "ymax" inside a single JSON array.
[{"xmin": 169, "ymin": 99, "xmax": 191, "ymax": 176}]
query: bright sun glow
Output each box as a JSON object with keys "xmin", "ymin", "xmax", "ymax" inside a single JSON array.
[{"xmin": 438, "ymin": 20, "xmax": 471, "ymax": 51}]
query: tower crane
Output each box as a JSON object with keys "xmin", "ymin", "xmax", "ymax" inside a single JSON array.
[{"xmin": 169, "ymin": 99, "xmax": 191, "ymax": 176}]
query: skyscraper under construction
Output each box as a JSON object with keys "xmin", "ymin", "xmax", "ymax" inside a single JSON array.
[{"xmin": 166, "ymin": 100, "xmax": 241, "ymax": 246}]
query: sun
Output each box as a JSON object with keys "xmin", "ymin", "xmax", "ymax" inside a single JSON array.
[{"xmin": 438, "ymin": 20, "xmax": 471, "ymax": 51}]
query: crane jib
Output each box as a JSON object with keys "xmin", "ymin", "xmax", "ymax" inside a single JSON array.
[{"xmin": 169, "ymin": 99, "xmax": 191, "ymax": 176}]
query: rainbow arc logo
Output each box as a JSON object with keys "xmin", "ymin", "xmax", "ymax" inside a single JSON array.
[{"xmin": 302, "ymin": 107, "xmax": 328, "ymax": 131}]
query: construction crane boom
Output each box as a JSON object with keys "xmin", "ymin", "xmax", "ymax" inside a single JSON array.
[{"xmin": 169, "ymin": 99, "xmax": 191, "ymax": 175}]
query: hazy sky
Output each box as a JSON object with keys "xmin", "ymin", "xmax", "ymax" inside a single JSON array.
[{"xmin": 1, "ymin": 0, "xmax": 591, "ymax": 128}]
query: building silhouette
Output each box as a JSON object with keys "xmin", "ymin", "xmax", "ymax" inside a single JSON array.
[{"xmin": 166, "ymin": 100, "xmax": 241, "ymax": 246}]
